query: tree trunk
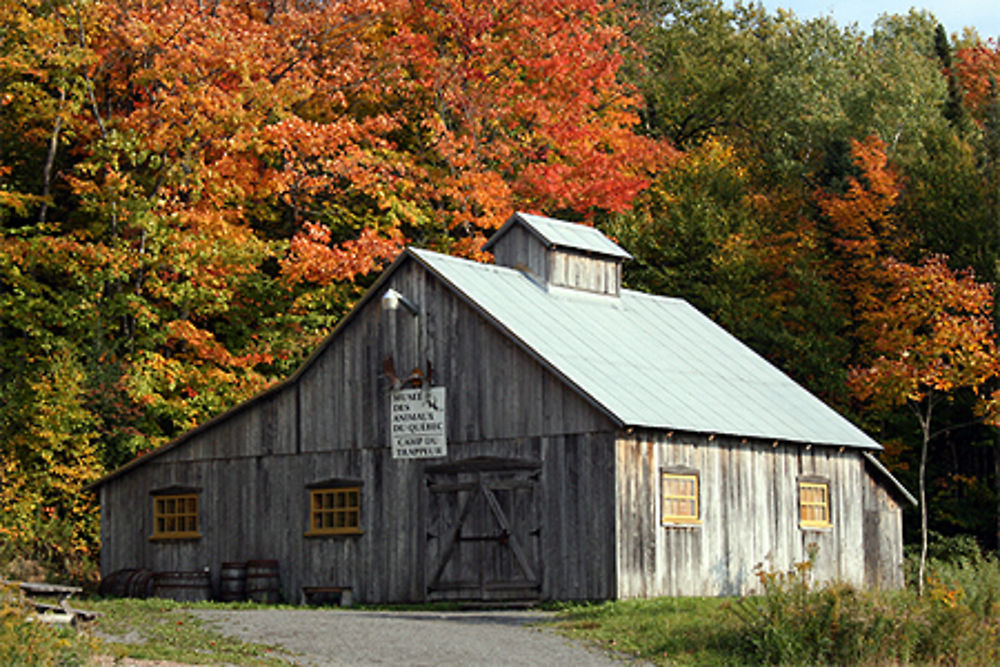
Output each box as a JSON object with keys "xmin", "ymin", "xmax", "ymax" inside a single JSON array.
[
  {"xmin": 38, "ymin": 88, "xmax": 66, "ymax": 225},
  {"xmin": 918, "ymin": 430, "xmax": 928, "ymax": 596},
  {"xmin": 995, "ymin": 437, "xmax": 1000, "ymax": 551},
  {"xmin": 917, "ymin": 397, "xmax": 932, "ymax": 597}
]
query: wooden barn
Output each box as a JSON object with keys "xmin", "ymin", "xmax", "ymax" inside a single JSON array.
[{"xmin": 90, "ymin": 212, "xmax": 915, "ymax": 604}]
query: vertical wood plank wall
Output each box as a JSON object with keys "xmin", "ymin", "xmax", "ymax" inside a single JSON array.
[
  {"xmin": 99, "ymin": 258, "xmax": 619, "ymax": 603},
  {"xmin": 862, "ymin": 471, "xmax": 905, "ymax": 589},
  {"xmin": 614, "ymin": 431, "xmax": 904, "ymax": 597},
  {"xmin": 548, "ymin": 252, "xmax": 621, "ymax": 296},
  {"xmin": 489, "ymin": 225, "xmax": 549, "ymax": 282}
]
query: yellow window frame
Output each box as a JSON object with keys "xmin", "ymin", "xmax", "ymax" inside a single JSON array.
[
  {"xmin": 151, "ymin": 493, "xmax": 201, "ymax": 540},
  {"xmin": 799, "ymin": 481, "xmax": 831, "ymax": 528},
  {"xmin": 662, "ymin": 472, "xmax": 700, "ymax": 524},
  {"xmin": 305, "ymin": 487, "xmax": 362, "ymax": 536}
]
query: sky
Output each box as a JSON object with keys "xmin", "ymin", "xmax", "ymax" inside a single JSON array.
[{"xmin": 752, "ymin": 1, "xmax": 1000, "ymax": 39}]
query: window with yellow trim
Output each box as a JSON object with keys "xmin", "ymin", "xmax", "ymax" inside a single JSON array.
[
  {"xmin": 306, "ymin": 487, "xmax": 361, "ymax": 536},
  {"xmin": 799, "ymin": 481, "xmax": 831, "ymax": 528},
  {"xmin": 662, "ymin": 472, "xmax": 700, "ymax": 524},
  {"xmin": 152, "ymin": 494, "xmax": 200, "ymax": 539}
]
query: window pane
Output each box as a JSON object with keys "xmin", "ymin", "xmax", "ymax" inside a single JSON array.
[
  {"xmin": 800, "ymin": 483, "xmax": 830, "ymax": 525},
  {"xmin": 153, "ymin": 495, "xmax": 199, "ymax": 537},
  {"xmin": 307, "ymin": 487, "xmax": 361, "ymax": 533},
  {"xmin": 662, "ymin": 473, "xmax": 698, "ymax": 521}
]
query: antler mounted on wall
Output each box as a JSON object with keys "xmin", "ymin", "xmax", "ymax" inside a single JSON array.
[{"xmin": 382, "ymin": 355, "xmax": 434, "ymax": 390}]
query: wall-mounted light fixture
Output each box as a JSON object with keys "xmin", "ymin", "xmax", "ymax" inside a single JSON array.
[{"xmin": 381, "ymin": 288, "xmax": 419, "ymax": 316}]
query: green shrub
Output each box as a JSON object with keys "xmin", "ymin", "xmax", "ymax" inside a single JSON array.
[{"xmin": 0, "ymin": 511, "xmax": 98, "ymax": 588}]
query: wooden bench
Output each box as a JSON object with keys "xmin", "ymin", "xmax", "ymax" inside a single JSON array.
[
  {"xmin": 2, "ymin": 580, "xmax": 102, "ymax": 626},
  {"xmin": 300, "ymin": 586, "xmax": 353, "ymax": 607}
]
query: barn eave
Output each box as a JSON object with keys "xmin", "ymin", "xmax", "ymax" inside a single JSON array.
[
  {"xmin": 863, "ymin": 451, "xmax": 918, "ymax": 506},
  {"xmin": 85, "ymin": 249, "xmax": 418, "ymax": 491}
]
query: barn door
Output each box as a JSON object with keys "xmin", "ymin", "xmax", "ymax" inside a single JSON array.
[{"xmin": 424, "ymin": 458, "xmax": 541, "ymax": 601}]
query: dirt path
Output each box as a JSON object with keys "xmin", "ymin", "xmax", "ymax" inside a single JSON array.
[{"xmin": 190, "ymin": 608, "xmax": 626, "ymax": 666}]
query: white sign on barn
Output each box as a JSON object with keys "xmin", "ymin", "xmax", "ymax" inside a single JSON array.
[{"xmin": 390, "ymin": 387, "xmax": 447, "ymax": 459}]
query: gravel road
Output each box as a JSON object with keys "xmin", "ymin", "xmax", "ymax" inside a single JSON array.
[{"xmin": 190, "ymin": 608, "xmax": 626, "ymax": 666}]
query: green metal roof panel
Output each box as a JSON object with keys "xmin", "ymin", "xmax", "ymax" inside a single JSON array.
[
  {"xmin": 484, "ymin": 212, "xmax": 633, "ymax": 260},
  {"xmin": 411, "ymin": 248, "xmax": 880, "ymax": 450}
]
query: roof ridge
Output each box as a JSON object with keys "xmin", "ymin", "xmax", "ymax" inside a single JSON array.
[{"xmin": 483, "ymin": 212, "xmax": 632, "ymax": 259}]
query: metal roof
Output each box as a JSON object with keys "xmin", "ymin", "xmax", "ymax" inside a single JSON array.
[
  {"xmin": 411, "ymin": 248, "xmax": 881, "ymax": 450},
  {"xmin": 484, "ymin": 212, "xmax": 633, "ymax": 260}
]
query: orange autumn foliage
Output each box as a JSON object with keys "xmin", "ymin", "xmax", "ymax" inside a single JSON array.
[
  {"xmin": 282, "ymin": 224, "xmax": 407, "ymax": 285},
  {"xmin": 952, "ymin": 40, "xmax": 1000, "ymax": 122},
  {"xmin": 383, "ymin": 0, "xmax": 671, "ymax": 234},
  {"xmin": 82, "ymin": 0, "xmax": 667, "ymax": 276},
  {"xmin": 849, "ymin": 255, "xmax": 1000, "ymax": 410},
  {"xmin": 816, "ymin": 136, "xmax": 908, "ymax": 315}
]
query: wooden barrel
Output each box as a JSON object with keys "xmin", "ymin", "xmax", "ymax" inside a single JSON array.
[
  {"xmin": 152, "ymin": 570, "xmax": 211, "ymax": 602},
  {"xmin": 245, "ymin": 560, "xmax": 280, "ymax": 603},
  {"xmin": 218, "ymin": 562, "xmax": 247, "ymax": 602},
  {"xmin": 98, "ymin": 568, "xmax": 139, "ymax": 598},
  {"xmin": 126, "ymin": 569, "xmax": 155, "ymax": 599}
]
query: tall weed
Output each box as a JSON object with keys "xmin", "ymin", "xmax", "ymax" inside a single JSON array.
[
  {"xmin": 732, "ymin": 548, "xmax": 1000, "ymax": 665},
  {"xmin": 908, "ymin": 532, "xmax": 1000, "ymax": 619}
]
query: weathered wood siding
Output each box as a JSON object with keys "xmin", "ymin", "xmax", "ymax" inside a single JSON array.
[
  {"xmin": 548, "ymin": 250, "xmax": 621, "ymax": 296},
  {"xmin": 489, "ymin": 224, "xmax": 549, "ymax": 281},
  {"xmin": 861, "ymin": 463, "xmax": 904, "ymax": 589},
  {"xmin": 614, "ymin": 431, "xmax": 904, "ymax": 597},
  {"xmin": 100, "ymin": 257, "xmax": 619, "ymax": 603}
]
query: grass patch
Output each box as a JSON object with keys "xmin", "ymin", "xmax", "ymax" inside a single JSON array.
[
  {"xmin": 75, "ymin": 597, "xmax": 292, "ymax": 664},
  {"xmin": 552, "ymin": 597, "xmax": 743, "ymax": 665}
]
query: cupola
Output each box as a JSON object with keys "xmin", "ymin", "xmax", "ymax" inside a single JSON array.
[{"xmin": 483, "ymin": 212, "xmax": 631, "ymax": 296}]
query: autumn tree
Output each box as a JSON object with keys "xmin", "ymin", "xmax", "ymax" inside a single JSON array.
[
  {"xmin": 815, "ymin": 136, "xmax": 910, "ymax": 322},
  {"xmin": 607, "ymin": 136, "xmax": 852, "ymax": 405},
  {"xmin": 849, "ymin": 256, "xmax": 1000, "ymax": 593},
  {"xmin": 1, "ymin": 0, "xmax": 665, "ymax": 575},
  {"xmin": 630, "ymin": 2, "xmax": 947, "ymax": 183},
  {"xmin": 952, "ymin": 39, "xmax": 1000, "ymax": 124}
]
